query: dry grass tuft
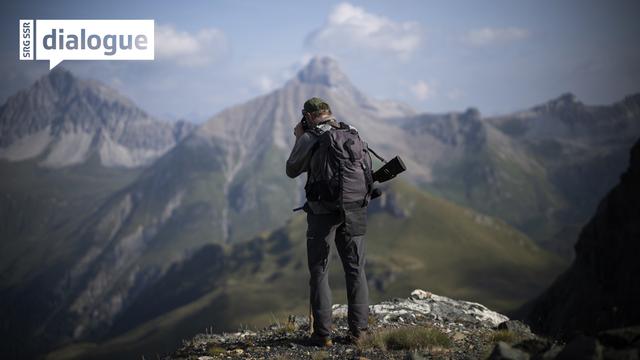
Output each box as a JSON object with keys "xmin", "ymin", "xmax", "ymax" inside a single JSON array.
[
  {"xmin": 489, "ymin": 330, "xmax": 522, "ymax": 344},
  {"xmin": 207, "ymin": 345, "xmax": 226, "ymax": 355},
  {"xmin": 311, "ymin": 350, "xmax": 330, "ymax": 360},
  {"xmin": 358, "ymin": 326, "xmax": 452, "ymax": 351}
]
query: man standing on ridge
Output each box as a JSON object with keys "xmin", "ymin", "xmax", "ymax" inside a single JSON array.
[{"xmin": 286, "ymin": 97, "xmax": 373, "ymax": 347}]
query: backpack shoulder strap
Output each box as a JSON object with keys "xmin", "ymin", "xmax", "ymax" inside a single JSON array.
[
  {"xmin": 307, "ymin": 126, "xmax": 324, "ymax": 137},
  {"xmin": 337, "ymin": 121, "xmax": 361, "ymax": 135}
]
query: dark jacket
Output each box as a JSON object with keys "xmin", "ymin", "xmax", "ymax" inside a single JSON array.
[{"xmin": 286, "ymin": 121, "xmax": 339, "ymax": 214}]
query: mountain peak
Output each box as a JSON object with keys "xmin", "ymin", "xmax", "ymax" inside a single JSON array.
[
  {"xmin": 621, "ymin": 93, "xmax": 640, "ymax": 108},
  {"xmin": 0, "ymin": 69, "xmax": 192, "ymax": 168},
  {"xmin": 548, "ymin": 92, "xmax": 580, "ymax": 107},
  {"xmin": 527, "ymin": 92, "xmax": 583, "ymax": 114},
  {"xmin": 31, "ymin": 66, "xmax": 129, "ymax": 106},
  {"xmin": 28, "ymin": 66, "xmax": 79, "ymax": 97},
  {"xmin": 295, "ymin": 56, "xmax": 349, "ymax": 87},
  {"xmin": 45, "ymin": 66, "xmax": 75, "ymax": 92},
  {"xmin": 464, "ymin": 107, "xmax": 481, "ymax": 119}
]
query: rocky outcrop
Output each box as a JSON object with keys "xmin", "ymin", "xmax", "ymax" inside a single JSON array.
[
  {"xmin": 168, "ymin": 289, "xmax": 640, "ymax": 360},
  {"xmin": 338, "ymin": 289, "xmax": 509, "ymax": 328},
  {"xmin": 169, "ymin": 290, "xmax": 537, "ymax": 360},
  {"xmin": 523, "ymin": 138, "xmax": 640, "ymax": 338}
]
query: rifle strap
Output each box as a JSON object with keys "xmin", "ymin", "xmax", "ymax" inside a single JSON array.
[{"xmin": 367, "ymin": 146, "xmax": 387, "ymax": 163}]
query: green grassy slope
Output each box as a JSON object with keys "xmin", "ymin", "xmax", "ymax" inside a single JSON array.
[
  {"xmin": 226, "ymin": 144, "xmax": 299, "ymax": 243},
  {"xmin": 365, "ymin": 180, "xmax": 564, "ymax": 310},
  {"xmin": 0, "ymin": 154, "xmax": 143, "ymax": 286},
  {"xmin": 422, "ymin": 133, "xmax": 567, "ymax": 258}
]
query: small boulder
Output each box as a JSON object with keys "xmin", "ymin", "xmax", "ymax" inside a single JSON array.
[
  {"xmin": 513, "ymin": 338, "xmax": 552, "ymax": 354},
  {"xmin": 513, "ymin": 338, "xmax": 564, "ymax": 359},
  {"xmin": 497, "ymin": 320, "xmax": 534, "ymax": 338},
  {"xmin": 597, "ymin": 326, "xmax": 640, "ymax": 349},
  {"xmin": 488, "ymin": 341, "xmax": 530, "ymax": 360},
  {"xmin": 410, "ymin": 289, "xmax": 432, "ymax": 300},
  {"xmin": 556, "ymin": 335, "xmax": 603, "ymax": 360}
]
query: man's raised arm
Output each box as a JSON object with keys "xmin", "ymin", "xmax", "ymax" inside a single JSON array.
[{"xmin": 286, "ymin": 132, "xmax": 315, "ymax": 178}]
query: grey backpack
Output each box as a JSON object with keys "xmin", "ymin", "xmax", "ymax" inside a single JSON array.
[{"xmin": 305, "ymin": 122, "xmax": 373, "ymax": 209}]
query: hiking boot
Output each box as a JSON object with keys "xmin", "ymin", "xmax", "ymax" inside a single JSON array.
[
  {"xmin": 347, "ymin": 328, "xmax": 368, "ymax": 345},
  {"xmin": 309, "ymin": 333, "xmax": 333, "ymax": 347}
]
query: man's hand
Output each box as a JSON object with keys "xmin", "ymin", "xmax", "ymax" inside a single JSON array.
[{"xmin": 294, "ymin": 121, "xmax": 304, "ymax": 139}]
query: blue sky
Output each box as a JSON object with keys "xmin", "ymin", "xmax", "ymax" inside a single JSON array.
[{"xmin": 1, "ymin": 0, "xmax": 639, "ymax": 121}]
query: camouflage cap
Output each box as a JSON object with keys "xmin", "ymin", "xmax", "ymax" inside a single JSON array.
[{"xmin": 303, "ymin": 97, "xmax": 331, "ymax": 114}]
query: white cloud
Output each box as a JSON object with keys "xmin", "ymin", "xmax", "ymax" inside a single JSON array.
[
  {"xmin": 155, "ymin": 24, "xmax": 228, "ymax": 66},
  {"xmin": 410, "ymin": 80, "xmax": 432, "ymax": 101},
  {"xmin": 306, "ymin": 2, "xmax": 421, "ymax": 59},
  {"xmin": 255, "ymin": 75, "xmax": 276, "ymax": 93},
  {"xmin": 281, "ymin": 53, "xmax": 315, "ymax": 80},
  {"xmin": 463, "ymin": 27, "xmax": 529, "ymax": 47}
]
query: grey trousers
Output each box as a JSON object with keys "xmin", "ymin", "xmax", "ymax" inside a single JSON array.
[{"xmin": 306, "ymin": 210, "xmax": 369, "ymax": 336}]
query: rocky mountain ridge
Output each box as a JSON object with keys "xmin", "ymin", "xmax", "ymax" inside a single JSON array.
[
  {"xmin": 411, "ymin": 90, "xmax": 640, "ymax": 258},
  {"xmin": 0, "ymin": 68, "xmax": 194, "ymax": 168}
]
